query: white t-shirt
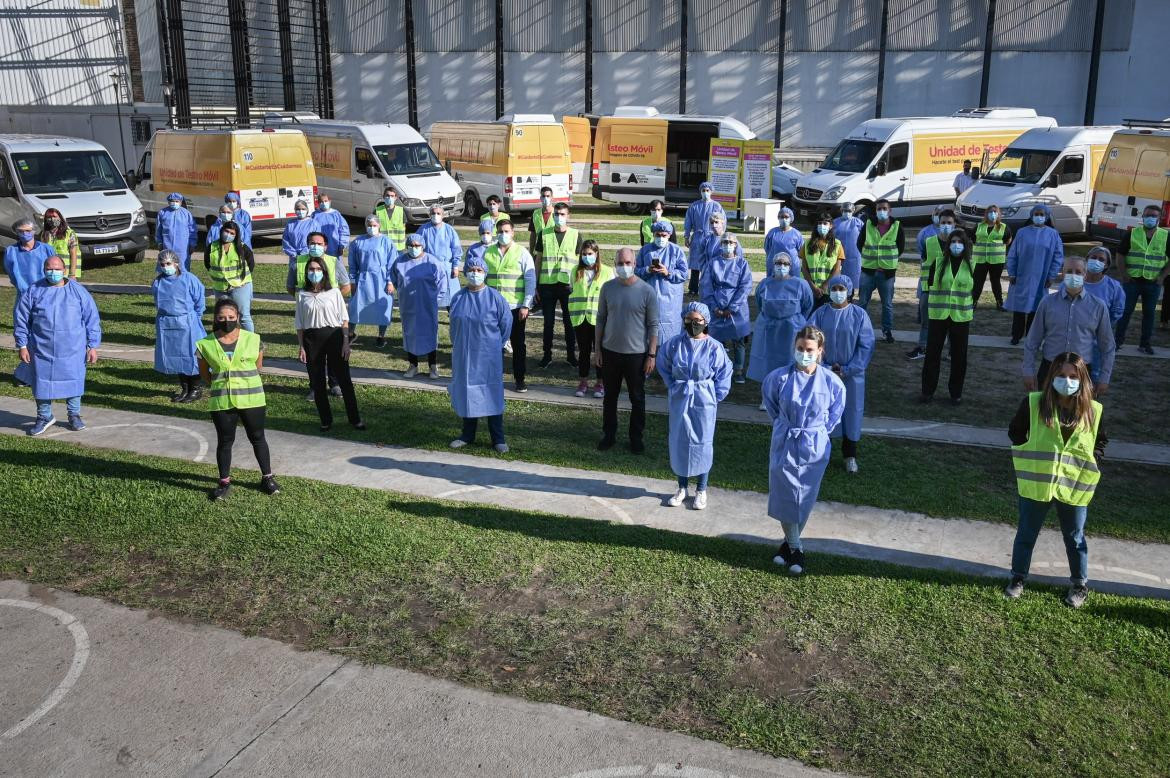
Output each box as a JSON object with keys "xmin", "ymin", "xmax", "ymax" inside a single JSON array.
[
  {"xmin": 294, "ymin": 288, "xmax": 348, "ymax": 330},
  {"xmin": 953, "ymin": 172, "xmax": 975, "ymax": 193}
]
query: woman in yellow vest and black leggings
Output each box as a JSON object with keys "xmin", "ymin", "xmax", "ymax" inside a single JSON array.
[
  {"xmin": 920, "ymin": 228, "xmax": 975, "ymax": 405},
  {"xmin": 971, "ymin": 206, "xmax": 1011, "ymax": 310},
  {"xmin": 196, "ymin": 298, "xmax": 280, "ymax": 501},
  {"xmin": 568, "ymin": 240, "xmax": 612, "ymax": 398},
  {"xmin": 1005, "ymin": 352, "xmax": 1105, "ymax": 609},
  {"xmin": 39, "ymin": 208, "xmax": 80, "ymax": 280}
]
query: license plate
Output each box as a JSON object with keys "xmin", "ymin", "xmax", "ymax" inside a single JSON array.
[
  {"xmin": 1102, "ymin": 203, "xmax": 1117, "ymax": 214},
  {"xmin": 92, "ymin": 244, "xmax": 119, "ymax": 255}
]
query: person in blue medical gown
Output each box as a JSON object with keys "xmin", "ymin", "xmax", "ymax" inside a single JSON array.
[
  {"xmin": 155, "ymin": 192, "xmax": 197, "ymax": 270},
  {"xmin": 682, "ymin": 181, "xmax": 725, "ymax": 249},
  {"xmin": 748, "ymin": 251, "xmax": 813, "ymax": 404},
  {"xmin": 152, "ymin": 248, "xmax": 207, "ymax": 403},
  {"xmin": 391, "ymin": 233, "xmax": 447, "ymax": 379},
  {"xmin": 700, "ymin": 232, "xmax": 753, "ymax": 384},
  {"xmin": 832, "ymin": 202, "xmax": 864, "ymax": 292},
  {"xmin": 1005, "ymin": 203, "xmax": 1063, "ymax": 344},
  {"xmin": 636, "ymin": 220, "xmax": 690, "ymax": 348},
  {"xmin": 347, "ymin": 214, "xmax": 397, "ymax": 348},
  {"xmin": 418, "ymin": 204, "xmax": 462, "ymax": 307}
]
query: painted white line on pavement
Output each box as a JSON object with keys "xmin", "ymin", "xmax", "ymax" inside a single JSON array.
[
  {"xmin": 0, "ymin": 598, "xmax": 90, "ymax": 739},
  {"xmin": 43, "ymin": 422, "xmax": 210, "ymax": 462},
  {"xmin": 434, "ymin": 485, "xmax": 486, "ymax": 499},
  {"xmin": 589, "ymin": 495, "xmax": 635, "ymax": 525}
]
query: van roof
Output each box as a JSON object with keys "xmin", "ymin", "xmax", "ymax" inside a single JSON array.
[
  {"xmin": 153, "ymin": 128, "xmax": 305, "ymax": 136},
  {"xmin": 607, "ymin": 106, "xmax": 756, "ymax": 139},
  {"xmin": 0, "ymin": 134, "xmax": 110, "ymax": 153},
  {"xmin": 1006, "ymin": 126, "xmax": 1123, "ymax": 148},
  {"xmin": 846, "ymin": 111, "xmax": 1057, "ymax": 141},
  {"xmin": 1111, "ymin": 127, "xmax": 1170, "ymax": 139},
  {"xmin": 269, "ymin": 119, "xmax": 426, "ymax": 145}
]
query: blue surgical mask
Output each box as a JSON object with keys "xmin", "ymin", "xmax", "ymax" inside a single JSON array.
[
  {"xmin": 1143, "ymin": 215, "xmax": 1159, "ymax": 229},
  {"xmin": 320, "ymin": 201, "xmax": 332, "ymax": 211},
  {"xmin": 721, "ymin": 243, "xmax": 736, "ymax": 257},
  {"xmin": 17, "ymin": 230, "xmax": 34, "ymax": 243},
  {"xmin": 553, "ymin": 215, "xmax": 567, "ymax": 228},
  {"xmin": 816, "ymin": 224, "xmax": 830, "ymax": 237},
  {"xmin": 987, "ymin": 211, "xmax": 999, "ymax": 222},
  {"xmin": 383, "ymin": 196, "xmax": 396, "ymax": 206},
  {"xmin": 219, "ymin": 212, "xmax": 231, "ymax": 222},
  {"xmin": 654, "ymin": 236, "xmax": 669, "ymax": 248},
  {"xmin": 774, "ymin": 264, "xmax": 790, "ymax": 278},
  {"xmin": 780, "ymin": 218, "xmax": 791, "ymax": 228},
  {"xmin": 581, "ymin": 254, "xmax": 596, "ymax": 267},
  {"xmin": 931, "ymin": 214, "xmax": 940, "ymax": 226},
  {"xmin": 794, "ymin": 351, "xmax": 817, "ymax": 368},
  {"xmin": 168, "ymin": 201, "xmax": 181, "ymax": 209},
  {"xmin": 1063, "ymin": 273, "xmax": 1084, "ymax": 291},
  {"xmin": 367, "ymin": 226, "xmax": 379, "ymax": 237},
  {"xmin": 221, "ymin": 232, "xmax": 235, "ymax": 244},
  {"xmin": 939, "ymin": 224, "xmax": 954, "ymax": 237},
  {"xmin": 1032, "ymin": 214, "xmax": 1046, "ymax": 226},
  {"xmin": 700, "ymin": 190, "xmax": 711, "ymax": 201},
  {"xmin": 1053, "ymin": 376, "xmax": 1080, "ymax": 397},
  {"xmin": 497, "ymin": 232, "xmax": 513, "ymax": 246},
  {"xmin": 466, "ymin": 270, "xmax": 486, "ymax": 286},
  {"xmin": 225, "ymin": 200, "xmax": 238, "ymax": 210},
  {"xmin": 307, "ymin": 270, "xmax": 324, "ymax": 283},
  {"xmin": 489, "ymin": 202, "xmax": 500, "ymax": 212},
  {"xmin": 651, "ymin": 210, "xmax": 663, "ymax": 220},
  {"xmin": 876, "ymin": 209, "xmax": 889, "ymax": 221},
  {"xmin": 161, "ymin": 264, "xmax": 177, "ymax": 276},
  {"xmin": 480, "ymin": 232, "xmax": 492, "ymax": 244},
  {"xmin": 949, "ymin": 242, "xmax": 965, "ymax": 256},
  {"xmin": 408, "ymin": 245, "xmax": 423, "ymax": 258},
  {"xmin": 45, "ymin": 270, "xmax": 64, "ymax": 284},
  {"xmin": 541, "ymin": 196, "xmax": 552, "ymax": 207},
  {"xmin": 1086, "ymin": 258, "xmax": 1106, "ymax": 274},
  {"xmin": 829, "ymin": 289, "xmax": 848, "ymax": 305},
  {"xmin": 307, "ymin": 244, "xmax": 325, "ymax": 258},
  {"xmin": 615, "ymin": 265, "xmax": 635, "ymax": 279},
  {"xmin": 296, "ymin": 209, "xmax": 308, "ymax": 219}
]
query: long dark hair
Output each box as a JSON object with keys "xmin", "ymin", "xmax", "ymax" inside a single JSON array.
[
  {"xmin": 575, "ymin": 239, "xmax": 601, "ymax": 281},
  {"xmin": 1039, "ymin": 352, "xmax": 1095, "ymax": 429},
  {"xmin": 930, "ymin": 228, "xmax": 973, "ymax": 288},
  {"xmin": 216, "ymin": 220, "xmax": 243, "ymax": 254},
  {"xmin": 807, "ymin": 210, "xmax": 838, "ymax": 256},
  {"xmin": 302, "ymin": 257, "xmax": 333, "ymax": 292},
  {"xmin": 40, "ymin": 208, "xmax": 69, "ymax": 240}
]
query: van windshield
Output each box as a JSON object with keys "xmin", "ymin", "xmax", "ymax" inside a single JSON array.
[
  {"xmin": 375, "ymin": 143, "xmax": 443, "ymax": 175},
  {"xmin": 983, "ymin": 148, "xmax": 1059, "ymax": 184},
  {"xmin": 820, "ymin": 139, "xmax": 883, "ymax": 173},
  {"xmin": 11, "ymin": 150, "xmax": 126, "ymax": 194}
]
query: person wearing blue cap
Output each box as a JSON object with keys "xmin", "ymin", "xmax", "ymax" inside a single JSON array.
[
  {"xmin": 693, "ymin": 212, "xmax": 740, "ymax": 297},
  {"xmin": 748, "ymin": 251, "xmax": 813, "ymax": 402},
  {"xmin": 682, "ymin": 182, "xmax": 725, "ymax": 249},
  {"xmin": 282, "ymin": 199, "xmax": 319, "ymax": 265},
  {"xmin": 657, "ymin": 301, "xmax": 732, "ymax": 511},
  {"xmin": 764, "ymin": 206, "xmax": 804, "ymax": 278},
  {"xmin": 832, "ymin": 202, "xmax": 864, "ymax": 293},
  {"xmin": 809, "ymin": 274, "xmax": 874, "ymax": 473},
  {"xmin": 347, "ymin": 214, "xmax": 397, "ymax": 348},
  {"xmin": 418, "ymin": 204, "xmax": 462, "ymax": 307},
  {"xmin": 464, "ymin": 219, "xmax": 497, "ymax": 269},
  {"xmin": 1006, "ymin": 203, "xmax": 1063, "ymax": 344},
  {"xmin": 3, "ymin": 216, "xmax": 55, "ymax": 295},
  {"xmin": 314, "ymin": 192, "xmax": 350, "ymax": 259},
  {"xmin": 155, "ymin": 192, "xmax": 197, "ymax": 271},
  {"xmin": 391, "ymin": 232, "xmax": 447, "ymax": 379},
  {"xmin": 448, "ymin": 254, "xmax": 513, "ymax": 453},
  {"xmin": 1082, "ymin": 245, "xmax": 1124, "ymax": 383},
  {"xmin": 222, "ymin": 192, "xmax": 253, "ymax": 247},
  {"xmin": 636, "ymin": 220, "xmax": 690, "ymax": 350},
  {"xmin": 153, "ymin": 248, "xmax": 207, "ymax": 403},
  {"xmin": 700, "ymin": 232, "xmax": 753, "ymax": 384}
]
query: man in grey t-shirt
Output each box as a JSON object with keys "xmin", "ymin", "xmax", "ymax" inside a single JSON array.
[{"xmin": 595, "ymin": 247, "xmax": 660, "ymax": 453}]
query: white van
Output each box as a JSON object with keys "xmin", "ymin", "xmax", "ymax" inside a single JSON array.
[
  {"xmin": 792, "ymin": 108, "xmax": 1057, "ymax": 220},
  {"xmin": 265, "ymin": 114, "xmax": 463, "ymax": 224},
  {"xmin": 0, "ymin": 134, "xmax": 148, "ymax": 262},
  {"xmin": 957, "ymin": 126, "xmax": 1118, "ymax": 235}
]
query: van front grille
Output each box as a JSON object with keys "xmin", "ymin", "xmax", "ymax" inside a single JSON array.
[
  {"xmin": 795, "ymin": 187, "xmax": 823, "ymax": 201},
  {"xmin": 70, "ymin": 214, "xmax": 131, "ymax": 233},
  {"xmin": 959, "ymin": 205, "xmax": 985, "ymax": 217}
]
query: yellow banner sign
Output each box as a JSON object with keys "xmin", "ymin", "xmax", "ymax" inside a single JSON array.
[{"xmin": 912, "ymin": 131, "xmax": 1026, "ymax": 175}]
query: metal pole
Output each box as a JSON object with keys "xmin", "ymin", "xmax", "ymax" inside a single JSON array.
[
  {"xmin": 404, "ymin": 0, "xmax": 419, "ymax": 128},
  {"xmin": 228, "ymin": 0, "xmax": 251, "ymax": 125},
  {"xmin": 584, "ymin": 0, "xmax": 593, "ymax": 114},
  {"xmin": 678, "ymin": 0, "xmax": 687, "ymax": 113},
  {"xmin": 1084, "ymin": 0, "xmax": 1106, "ymax": 125},
  {"xmin": 112, "ymin": 75, "xmax": 129, "ymax": 171},
  {"xmin": 874, "ymin": 0, "xmax": 889, "ymax": 118},
  {"xmin": 164, "ymin": 0, "xmax": 191, "ymax": 127},
  {"xmin": 979, "ymin": 0, "xmax": 997, "ymax": 107},
  {"xmin": 773, "ymin": 0, "xmax": 788, "ymax": 142},
  {"xmin": 277, "ymin": 0, "xmax": 296, "ymax": 110},
  {"xmin": 316, "ymin": 0, "xmax": 334, "ymax": 118},
  {"xmin": 495, "ymin": 0, "xmax": 505, "ymax": 119}
]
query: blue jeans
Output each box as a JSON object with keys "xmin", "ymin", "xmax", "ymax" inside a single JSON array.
[
  {"xmin": 678, "ymin": 472, "xmax": 710, "ymax": 490},
  {"xmin": 917, "ymin": 290, "xmax": 929, "ymax": 348},
  {"xmin": 1011, "ymin": 495, "xmax": 1088, "ymax": 585},
  {"xmin": 460, "ymin": 414, "xmax": 504, "ymax": 445},
  {"xmin": 218, "ymin": 282, "xmax": 254, "ymax": 333},
  {"xmin": 781, "ymin": 521, "xmax": 803, "ymax": 552},
  {"xmin": 859, "ymin": 270, "xmax": 895, "ymax": 334},
  {"xmin": 36, "ymin": 396, "xmax": 81, "ymax": 421},
  {"xmin": 1117, "ymin": 278, "xmax": 1161, "ymax": 347},
  {"xmin": 722, "ymin": 338, "xmax": 747, "ymax": 374}
]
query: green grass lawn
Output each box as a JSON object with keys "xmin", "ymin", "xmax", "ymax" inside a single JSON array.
[
  {"xmin": 2, "ymin": 352, "xmax": 1167, "ymax": 543},
  {"xmin": 1, "ymin": 433, "xmax": 1167, "ymax": 778}
]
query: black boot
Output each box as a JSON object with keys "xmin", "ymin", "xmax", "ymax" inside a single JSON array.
[
  {"xmin": 180, "ymin": 376, "xmax": 203, "ymax": 403},
  {"xmin": 171, "ymin": 376, "xmax": 190, "ymax": 403}
]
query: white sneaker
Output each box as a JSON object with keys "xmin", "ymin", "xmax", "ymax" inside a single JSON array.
[
  {"xmin": 667, "ymin": 488, "xmax": 687, "ymax": 507},
  {"xmin": 403, "ymin": 365, "xmax": 418, "ymax": 378},
  {"xmin": 429, "ymin": 367, "xmax": 441, "ymax": 379},
  {"xmin": 449, "ymin": 438, "xmax": 468, "ymax": 449},
  {"xmin": 504, "ymin": 340, "xmax": 513, "ymax": 354},
  {"xmin": 493, "ymin": 442, "xmax": 509, "ymax": 453},
  {"xmin": 693, "ymin": 490, "xmax": 707, "ymax": 510},
  {"xmin": 788, "ymin": 563, "xmax": 804, "ymax": 575},
  {"xmin": 845, "ymin": 457, "xmax": 858, "ymax": 474}
]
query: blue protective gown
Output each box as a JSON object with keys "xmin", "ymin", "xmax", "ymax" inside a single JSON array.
[
  {"xmin": 1005, "ymin": 223, "xmax": 1063, "ymax": 314},
  {"xmin": 348, "ymin": 235, "xmax": 397, "ymax": 326},
  {"xmin": 152, "ymin": 271, "xmax": 207, "ymax": 376},
  {"xmin": 205, "ymin": 217, "xmax": 234, "ymax": 252},
  {"xmin": 391, "ymin": 251, "xmax": 446, "ymax": 355},
  {"xmin": 747, "ymin": 277, "xmax": 813, "ymax": 382},
  {"xmin": 448, "ymin": 285, "xmax": 513, "ymax": 418},
  {"xmin": 832, "ymin": 215, "xmax": 864, "ymax": 289},
  {"xmin": 314, "ymin": 208, "xmax": 351, "ymax": 257},
  {"xmin": 762, "ymin": 364, "xmax": 846, "ymax": 526},
  {"xmin": 809, "ymin": 301, "xmax": 875, "ymax": 444},
  {"xmin": 764, "ymin": 227, "xmax": 805, "ymax": 276},
  {"xmin": 463, "ymin": 240, "xmax": 490, "ymax": 269},
  {"xmin": 1085, "ymin": 276, "xmax": 1125, "ymax": 324},
  {"xmin": 700, "ymin": 254, "xmax": 753, "ymax": 342},
  {"xmin": 656, "ymin": 334, "xmax": 732, "ymax": 477},
  {"xmin": 13, "ymin": 280, "xmax": 102, "ymax": 399},
  {"xmin": 282, "ymin": 215, "xmax": 320, "ymax": 263},
  {"xmin": 636, "ymin": 242, "xmax": 689, "ymax": 344},
  {"xmin": 693, "ymin": 233, "xmax": 743, "ymax": 276},
  {"xmin": 155, "ymin": 207, "xmax": 197, "ymax": 270},
  {"xmin": 916, "ymin": 224, "xmax": 940, "ymax": 298},
  {"xmin": 418, "ymin": 222, "xmax": 462, "ymax": 306},
  {"xmin": 683, "ymin": 199, "xmax": 725, "ymax": 246},
  {"xmin": 229, "ymin": 207, "xmax": 253, "ymax": 247},
  {"xmin": 3, "ymin": 242, "xmax": 55, "ymax": 293}
]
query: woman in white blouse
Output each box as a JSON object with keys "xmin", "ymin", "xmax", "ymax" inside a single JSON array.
[{"xmin": 295, "ymin": 257, "xmax": 366, "ymax": 431}]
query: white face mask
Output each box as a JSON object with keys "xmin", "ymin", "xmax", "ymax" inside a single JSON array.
[
  {"xmin": 615, "ymin": 264, "xmax": 635, "ymax": 279},
  {"xmin": 795, "ymin": 351, "xmax": 818, "ymax": 368},
  {"xmin": 366, "ymin": 225, "xmax": 379, "ymax": 236},
  {"xmin": 721, "ymin": 243, "xmax": 736, "ymax": 257},
  {"xmin": 497, "ymin": 232, "xmax": 513, "ymax": 246},
  {"xmin": 430, "ymin": 213, "xmax": 443, "ymax": 224},
  {"xmin": 700, "ymin": 190, "xmax": 712, "ymax": 201},
  {"xmin": 654, "ymin": 236, "xmax": 669, "ymax": 248},
  {"xmin": 480, "ymin": 233, "xmax": 493, "ymax": 244},
  {"xmin": 408, "ymin": 245, "xmax": 423, "ymax": 257},
  {"xmin": 541, "ymin": 196, "xmax": 552, "ymax": 207},
  {"xmin": 553, "ymin": 215, "xmax": 568, "ymax": 228},
  {"xmin": 466, "ymin": 270, "xmax": 486, "ymax": 286},
  {"xmin": 829, "ymin": 289, "xmax": 848, "ymax": 305},
  {"xmin": 651, "ymin": 210, "xmax": 663, "ymax": 220}
]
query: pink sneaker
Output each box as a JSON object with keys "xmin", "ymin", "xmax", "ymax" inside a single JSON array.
[
  {"xmin": 592, "ymin": 382, "xmax": 605, "ymax": 399},
  {"xmin": 574, "ymin": 380, "xmax": 588, "ymax": 397}
]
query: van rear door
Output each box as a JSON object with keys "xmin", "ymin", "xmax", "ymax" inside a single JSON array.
[
  {"xmin": 1044, "ymin": 152, "xmax": 1088, "ymax": 233},
  {"xmin": 234, "ymin": 136, "xmax": 281, "ymax": 222},
  {"xmin": 562, "ymin": 116, "xmax": 592, "ymax": 194},
  {"xmin": 597, "ymin": 118, "xmax": 667, "ymax": 205},
  {"xmin": 536, "ymin": 124, "xmax": 572, "ymax": 201}
]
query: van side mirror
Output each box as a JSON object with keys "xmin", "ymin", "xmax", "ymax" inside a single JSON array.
[
  {"xmin": 125, "ymin": 170, "xmax": 137, "ymax": 188},
  {"xmin": 1043, "ymin": 174, "xmax": 1058, "ymax": 189},
  {"xmin": 0, "ymin": 179, "xmax": 14, "ymax": 198},
  {"xmin": 868, "ymin": 164, "xmax": 883, "ymax": 179}
]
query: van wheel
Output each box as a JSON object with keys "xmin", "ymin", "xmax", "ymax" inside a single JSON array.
[
  {"xmin": 618, "ymin": 202, "xmax": 644, "ymax": 216},
  {"xmin": 127, "ymin": 250, "xmax": 146, "ymax": 264},
  {"xmin": 464, "ymin": 191, "xmax": 483, "ymax": 221}
]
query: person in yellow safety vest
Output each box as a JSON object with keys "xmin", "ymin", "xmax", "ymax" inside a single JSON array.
[
  {"xmin": 1115, "ymin": 204, "xmax": 1170, "ymax": 354},
  {"xmin": 1005, "ymin": 352, "xmax": 1105, "ymax": 609},
  {"xmin": 528, "ymin": 185, "xmax": 557, "ymax": 254},
  {"xmin": 196, "ymin": 297, "xmax": 281, "ymax": 502},
  {"xmin": 640, "ymin": 200, "xmax": 675, "ymax": 247},
  {"xmin": 856, "ymin": 198, "xmax": 904, "ymax": 343},
  {"xmin": 485, "ymin": 194, "xmax": 509, "ymax": 233},
  {"xmin": 533, "ymin": 201, "xmax": 584, "ymax": 369},
  {"xmin": 286, "ymin": 231, "xmax": 351, "ymax": 401},
  {"xmin": 39, "ymin": 208, "xmax": 80, "ymax": 280},
  {"xmin": 484, "ymin": 219, "xmax": 537, "ymax": 392},
  {"xmin": 971, "ymin": 205, "xmax": 1011, "ymax": 310},
  {"xmin": 799, "ymin": 211, "xmax": 844, "ymax": 308},
  {"xmin": 920, "ymin": 227, "xmax": 975, "ymax": 405},
  {"xmin": 568, "ymin": 239, "xmax": 613, "ymax": 398},
  {"xmin": 203, "ymin": 221, "xmax": 256, "ymax": 332},
  {"xmin": 374, "ymin": 185, "xmax": 407, "ymax": 249}
]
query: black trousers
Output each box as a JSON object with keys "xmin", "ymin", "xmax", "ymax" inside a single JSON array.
[
  {"xmin": 601, "ymin": 349, "xmax": 646, "ymax": 444},
  {"xmin": 842, "ymin": 437, "xmax": 858, "ymax": 458},
  {"xmin": 407, "ymin": 350, "xmax": 437, "ymax": 367},
  {"xmin": 922, "ymin": 318, "xmax": 970, "ymax": 400},
  {"xmin": 303, "ymin": 326, "xmax": 361, "ymax": 426},
  {"xmin": 539, "ymin": 282, "xmax": 576, "ymax": 359},
  {"xmin": 688, "ymin": 268, "xmax": 700, "ymax": 295},
  {"xmin": 972, "ymin": 262, "xmax": 1004, "ymax": 306},
  {"xmin": 1011, "ymin": 311, "xmax": 1036, "ymax": 342},
  {"xmin": 1162, "ymin": 275, "xmax": 1170, "ymax": 324},
  {"xmin": 574, "ymin": 322, "xmax": 599, "ymax": 380},
  {"xmin": 510, "ymin": 308, "xmax": 527, "ymax": 383},
  {"xmin": 211, "ymin": 406, "xmax": 271, "ymax": 480}
]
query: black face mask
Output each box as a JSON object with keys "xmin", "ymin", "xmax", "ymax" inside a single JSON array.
[
  {"xmin": 685, "ymin": 320, "xmax": 707, "ymax": 338},
  {"xmin": 215, "ymin": 320, "xmax": 239, "ymax": 334}
]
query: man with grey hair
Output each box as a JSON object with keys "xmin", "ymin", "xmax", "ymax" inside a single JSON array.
[
  {"xmin": 595, "ymin": 247, "xmax": 660, "ymax": 454},
  {"xmin": 3, "ymin": 217, "xmax": 57, "ymax": 293}
]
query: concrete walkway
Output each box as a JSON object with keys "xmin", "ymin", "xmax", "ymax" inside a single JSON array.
[
  {"xmin": 2, "ymin": 397, "xmax": 1167, "ymax": 599},
  {"xmin": 0, "ymin": 581, "xmax": 833, "ymax": 778}
]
